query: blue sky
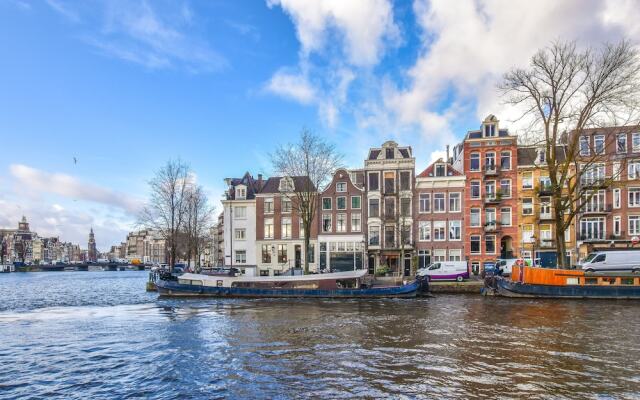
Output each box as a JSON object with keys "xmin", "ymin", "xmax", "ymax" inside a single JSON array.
[{"xmin": 1, "ymin": 0, "xmax": 638, "ymax": 249}]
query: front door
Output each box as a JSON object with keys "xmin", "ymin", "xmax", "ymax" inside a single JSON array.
[
  {"xmin": 404, "ymin": 255, "xmax": 411, "ymax": 276},
  {"xmin": 295, "ymin": 245, "xmax": 301, "ymax": 269},
  {"xmin": 368, "ymin": 255, "xmax": 375, "ymax": 275}
]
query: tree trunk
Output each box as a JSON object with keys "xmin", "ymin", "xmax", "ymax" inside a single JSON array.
[
  {"xmin": 304, "ymin": 227, "xmax": 310, "ymax": 275},
  {"xmin": 554, "ymin": 201, "xmax": 567, "ymax": 268}
]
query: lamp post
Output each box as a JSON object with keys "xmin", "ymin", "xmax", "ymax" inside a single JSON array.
[{"xmin": 531, "ymin": 235, "xmax": 537, "ymax": 267}]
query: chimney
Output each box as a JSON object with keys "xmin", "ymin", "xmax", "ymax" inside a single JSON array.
[
  {"xmin": 258, "ymin": 173, "xmax": 263, "ymax": 181},
  {"xmin": 446, "ymin": 145, "xmax": 450, "ymax": 164}
]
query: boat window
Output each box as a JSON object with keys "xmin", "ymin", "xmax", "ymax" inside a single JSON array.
[
  {"xmin": 621, "ymin": 278, "xmax": 635, "ymax": 285},
  {"xmin": 601, "ymin": 277, "xmax": 616, "ymax": 285},
  {"xmin": 592, "ymin": 254, "xmax": 606, "ymax": 263},
  {"xmin": 584, "ymin": 277, "xmax": 598, "ymax": 285},
  {"xmin": 566, "ymin": 277, "xmax": 579, "ymax": 285},
  {"xmin": 216, "ymin": 280, "xmax": 223, "ymax": 287},
  {"xmin": 428, "ymin": 263, "xmax": 441, "ymax": 270}
]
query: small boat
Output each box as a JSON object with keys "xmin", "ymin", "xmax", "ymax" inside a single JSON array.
[
  {"xmin": 484, "ymin": 265, "xmax": 640, "ymax": 299},
  {"xmin": 155, "ymin": 270, "xmax": 427, "ymax": 298}
]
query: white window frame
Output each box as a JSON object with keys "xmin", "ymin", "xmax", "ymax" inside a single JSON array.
[
  {"xmin": 336, "ymin": 196, "xmax": 347, "ymax": 210},
  {"xmin": 485, "ymin": 235, "xmax": 496, "ymax": 254},
  {"xmin": 351, "ymin": 196, "xmax": 361, "ymax": 210},
  {"xmin": 470, "ymin": 208, "xmax": 481, "ymax": 227},
  {"xmin": 336, "ymin": 213, "xmax": 347, "ymax": 232},
  {"xmin": 449, "ymin": 249, "xmax": 462, "ymax": 262},
  {"xmin": 580, "ymin": 136, "xmax": 590, "ymax": 156},
  {"xmin": 281, "ymin": 217, "xmax": 292, "ymax": 239},
  {"xmin": 470, "ymin": 153, "xmax": 480, "ymax": 171},
  {"xmin": 264, "ymin": 218, "xmax": 274, "ymax": 239},
  {"xmin": 629, "ymin": 188, "xmax": 640, "ymax": 208},
  {"xmin": 470, "ymin": 181, "xmax": 481, "ymax": 199},
  {"xmin": 351, "ymin": 213, "xmax": 361, "ymax": 232},
  {"xmin": 235, "ymin": 206, "xmax": 247, "ymax": 219},
  {"xmin": 630, "ymin": 216, "xmax": 640, "ymax": 235},
  {"xmin": 322, "ymin": 197, "xmax": 332, "ymax": 210},
  {"xmin": 522, "ymin": 172, "xmax": 533, "ymax": 189},
  {"xmin": 500, "ymin": 179, "xmax": 512, "ymax": 198},
  {"xmin": 234, "ymin": 228, "xmax": 246, "ymax": 240},
  {"xmin": 617, "ymin": 133, "xmax": 627, "ymax": 154},
  {"xmin": 500, "ymin": 207, "xmax": 512, "ymax": 227},
  {"xmin": 449, "ymin": 220, "xmax": 462, "ymax": 241},
  {"xmin": 522, "ymin": 198, "xmax": 534, "ymax": 215},
  {"xmin": 594, "ymin": 134, "xmax": 605, "ymax": 155},
  {"xmin": 322, "ymin": 214, "xmax": 332, "ymax": 233},
  {"xmin": 336, "ymin": 182, "xmax": 347, "ymax": 192},
  {"xmin": 419, "ymin": 193, "xmax": 431, "ymax": 213},
  {"xmin": 470, "ymin": 235, "xmax": 481, "ymax": 254},
  {"xmin": 448, "ymin": 192, "xmax": 461, "ymax": 212},
  {"xmin": 433, "ymin": 193, "xmax": 446, "ymax": 213},
  {"xmin": 433, "ymin": 221, "xmax": 446, "ymax": 241},
  {"xmin": 613, "ymin": 188, "xmax": 621, "ymax": 209},
  {"xmin": 418, "ymin": 221, "xmax": 431, "ymax": 241},
  {"xmin": 633, "ymin": 133, "xmax": 640, "ymax": 153},
  {"xmin": 614, "ymin": 216, "xmax": 622, "ymax": 236},
  {"xmin": 264, "ymin": 198, "xmax": 274, "ymax": 214}
]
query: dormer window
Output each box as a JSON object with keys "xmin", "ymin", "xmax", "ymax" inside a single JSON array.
[
  {"xmin": 279, "ymin": 177, "xmax": 294, "ymax": 192},
  {"xmin": 538, "ymin": 149, "xmax": 546, "ymax": 163},
  {"xmin": 235, "ymin": 186, "xmax": 247, "ymax": 199},
  {"xmin": 484, "ymin": 124, "xmax": 496, "ymax": 137},
  {"xmin": 386, "ymin": 148, "xmax": 394, "ymax": 159},
  {"xmin": 336, "ymin": 182, "xmax": 347, "ymax": 192},
  {"xmin": 435, "ymin": 164, "xmax": 445, "ymax": 177}
]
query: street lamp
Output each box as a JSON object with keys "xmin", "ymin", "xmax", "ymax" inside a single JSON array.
[{"xmin": 531, "ymin": 235, "xmax": 537, "ymax": 267}]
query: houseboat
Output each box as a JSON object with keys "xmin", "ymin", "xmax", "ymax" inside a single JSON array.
[
  {"xmin": 155, "ymin": 270, "xmax": 427, "ymax": 298},
  {"xmin": 484, "ymin": 265, "xmax": 640, "ymax": 299}
]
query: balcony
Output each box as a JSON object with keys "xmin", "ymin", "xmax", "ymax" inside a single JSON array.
[
  {"xmin": 484, "ymin": 164, "xmax": 499, "ymax": 176},
  {"xmin": 483, "ymin": 223, "xmax": 499, "ymax": 233},
  {"xmin": 538, "ymin": 212, "xmax": 554, "ymax": 220},
  {"xmin": 484, "ymin": 192, "xmax": 504, "ymax": 204},
  {"xmin": 579, "ymin": 234, "xmax": 606, "ymax": 242},
  {"xmin": 539, "ymin": 240, "xmax": 555, "ymax": 248},
  {"xmin": 581, "ymin": 204, "xmax": 612, "ymax": 214},
  {"xmin": 537, "ymin": 183, "xmax": 553, "ymax": 196}
]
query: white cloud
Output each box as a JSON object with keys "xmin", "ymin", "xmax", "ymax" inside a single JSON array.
[
  {"xmin": 267, "ymin": 0, "xmax": 398, "ymax": 67},
  {"xmin": 266, "ymin": 70, "xmax": 316, "ymax": 104},
  {"xmin": 9, "ymin": 164, "xmax": 142, "ymax": 214}
]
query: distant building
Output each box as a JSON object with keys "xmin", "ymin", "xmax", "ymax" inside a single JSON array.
[{"xmin": 88, "ymin": 228, "xmax": 97, "ymax": 262}]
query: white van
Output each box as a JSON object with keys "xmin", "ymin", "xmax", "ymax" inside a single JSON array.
[
  {"xmin": 417, "ymin": 261, "xmax": 469, "ymax": 282},
  {"xmin": 580, "ymin": 250, "xmax": 640, "ymax": 272}
]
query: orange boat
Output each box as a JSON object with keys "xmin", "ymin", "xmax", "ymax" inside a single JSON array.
[{"xmin": 484, "ymin": 265, "xmax": 640, "ymax": 299}]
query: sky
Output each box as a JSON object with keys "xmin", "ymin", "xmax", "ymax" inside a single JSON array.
[{"xmin": 1, "ymin": 0, "xmax": 639, "ymax": 251}]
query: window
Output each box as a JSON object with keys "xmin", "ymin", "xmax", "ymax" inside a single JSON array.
[
  {"xmin": 630, "ymin": 216, "xmax": 640, "ymax": 235},
  {"xmin": 449, "ymin": 220, "xmax": 461, "ymax": 240},
  {"xmin": 299, "ymin": 219, "xmax": 305, "ymax": 238},
  {"xmin": 485, "ymin": 235, "xmax": 496, "ymax": 254},
  {"xmin": 384, "ymin": 172, "xmax": 395, "ymax": 194},
  {"xmin": 633, "ymin": 133, "xmax": 640, "ymax": 152},
  {"xmin": 261, "ymin": 245, "xmax": 271, "ymax": 263},
  {"xmin": 264, "ymin": 218, "xmax": 274, "ymax": 239},
  {"xmin": 282, "ymin": 199, "xmax": 292, "ymax": 213},
  {"xmin": 485, "ymin": 181, "xmax": 496, "ymax": 198},
  {"xmin": 322, "ymin": 198, "xmax": 332, "ymax": 210},
  {"xmin": 618, "ymin": 133, "xmax": 627, "ymax": 153},
  {"xmin": 433, "ymin": 249, "xmax": 447, "ymax": 262},
  {"xmin": 485, "ymin": 208, "xmax": 496, "ymax": 226},
  {"xmin": 384, "ymin": 226, "xmax": 395, "ymax": 248},
  {"xmin": 629, "ymin": 188, "xmax": 640, "ymax": 207},
  {"xmin": 522, "ymin": 198, "xmax": 533, "ymax": 215},
  {"xmin": 470, "ymin": 153, "xmax": 480, "ymax": 171},
  {"xmin": 386, "ymin": 147, "xmax": 394, "ymax": 159},
  {"xmin": 400, "ymin": 171, "xmax": 411, "ymax": 191},
  {"xmin": 235, "ymin": 229, "xmax": 246, "ymax": 240},
  {"xmin": 434, "ymin": 221, "xmax": 446, "ymax": 241},
  {"xmin": 500, "ymin": 179, "xmax": 511, "ymax": 197},
  {"xmin": 470, "ymin": 208, "xmax": 481, "ymax": 227},
  {"xmin": 582, "ymin": 190, "xmax": 606, "ymax": 213},
  {"xmin": 580, "ymin": 217, "xmax": 605, "ymax": 240},
  {"xmin": 336, "ymin": 214, "xmax": 346, "ymax": 232},
  {"xmin": 235, "ymin": 250, "xmax": 246, "ymax": 264},
  {"xmin": 540, "ymin": 198, "xmax": 551, "ymax": 216},
  {"xmin": 351, "ymin": 213, "xmax": 361, "ymax": 232},
  {"xmin": 235, "ymin": 206, "xmax": 247, "ymax": 219},
  {"xmin": 614, "ymin": 216, "xmax": 621, "ymax": 236},
  {"xmin": 435, "ymin": 164, "xmax": 446, "ymax": 177},
  {"xmin": 369, "ymin": 226, "xmax": 380, "ymax": 246},
  {"xmin": 522, "ymin": 172, "xmax": 533, "ymax": 189},
  {"xmin": 279, "ymin": 177, "xmax": 293, "ymax": 192},
  {"xmin": 581, "ymin": 163, "xmax": 605, "ymax": 186},
  {"xmin": 565, "ymin": 229, "xmax": 571, "ymax": 242},
  {"xmin": 614, "ymin": 162, "xmax": 622, "ymax": 181},
  {"xmin": 336, "ymin": 196, "xmax": 347, "ymax": 210},
  {"xmin": 540, "ymin": 225, "xmax": 552, "ymax": 243},
  {"xmin": 485, "ymin": 152, "xmax": 496, "ymax": 169},
  {"xmin": 307, "ymin": 243, "xmax": 315, "ymax": 264},
  {"xmin": 434, "ymin": 193, "xmax": 446, "ymax": 212},
  {"xmin": 538, "ymin": 149, "xmax": 546, "ymax": 163},
  {"xmin": 322, "ymin": 214, "xmax": 332, "ymax": 233},
  {"xmin": 264, "ymin": 198, "xmax": 274, "ymax": 213},
  {"xmin": 418, "ymin": 250, "xmax": 431, "ymax": 269},
  {"xmin": 419, "ymin": 193, "xmax": 431, "ymax": 213},
  {"xmin": 522, "ymin": 225, "xmax": 533, "ymax": 243},
  {"xmin": 580, "ymin": 136, "xmax": 590, "ymax": 156},
  {"xmin": 369, "ymin": 198, "xmax": 380, "ymax": 217},
  {"xmin": 470, "ymin": 235, "xmax": 481, "ymax": 254},
  {"xmin": 471, "ymin": 181, "xmax": 481, "ymax": 198},
  {"xmin": 484, "ymin": 124, "xmax": 496, "ymax": 137},
  {"xmin": 277, "ymin": 244, "xmax": 287, "ymax": 263},
  {"xmin": 400, "ymin": 198, "xmax": 411, "ymax": 217},
  {"xmin": 336, "ymin": 182, "xmax": 347, "ymax": 192},
  {"xmin": 594, "ymin": 135, "xmax": 605, "ymax": 154},
  {"xmin": 384, "ymin": 197, "xmax": 395, "ymax": 218},
  {"xmin": 449, "ymin": 193, "xmax": 461, "ymax": 212},
  {"xmin": 500, "ymin": 208, "xmax": 512, "ymax": 226},
  {"xmin": 500, "ymin": 151, "xmax": 511, "ymax": 170},
  {"xmin": 281, "ymin": 217, "xmax": 292, "ymax": 238},
  {"xmin": 449, "ymin": 249, "xmax": 462, "ymax": 262},
  {"xmin": 614, "ymin": 189, "xmax": 621, "ymax": 209},
  {"xmin": 629, "ymin": 161, "xmax": 640, "ymax": 180},
  {"xmin": 419, "ymin": 221, "xmax": 431, "ymax": 241},
  {"xmin": 368, "ymin": 172, "xmax": 379, "ymax": 190},
  {"xmin": 351, "ymin": 196, "xmax": 361, "ymax": 209},
  {"xmin": 401, "ymin": 224, "xmax": 411, "ymax": 245}
]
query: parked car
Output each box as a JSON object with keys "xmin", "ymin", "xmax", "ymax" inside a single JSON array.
[
  {"xmin": 494, "ymin": 258, "xmax": 519, "ymax": 276},
  {"xmin": 580, "ymin": 250, "xmax": 640, "ymax": 272},
  {"xmin": 417, "ymin": 261, "xmax": 469, "ymax": 282}
]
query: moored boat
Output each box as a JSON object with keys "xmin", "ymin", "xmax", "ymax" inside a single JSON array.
[
  {"xmin": 155, "ymin": 270, "xmax": 427, "ymax": 298},
  {"xmin": 484, "ymin": 265, "xmax": 640, "ymax": 299}
]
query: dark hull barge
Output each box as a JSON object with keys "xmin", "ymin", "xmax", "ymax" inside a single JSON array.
[{"xmin": 156, "ymin": 270, "xmax": 427, "ymax": 299}]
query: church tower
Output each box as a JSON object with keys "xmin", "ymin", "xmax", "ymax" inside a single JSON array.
[
  {"xmin": 18, "ymin": 216, "xmax": 30, "ymax": 232},
  {"xmin": 88, "ymin": 228, "xmax": 97, "ymax": 262}
]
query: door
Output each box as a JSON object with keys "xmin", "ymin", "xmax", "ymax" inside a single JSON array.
[
  {"xmin": 294, "ymin": 245, "xmax": 301, "ymax": 269},
  {"xmin": 404, "ymin": 255, "xmax": 411, "ymax": 276},
  {"xmin": 368, "ymin": 255, "xmax": 375, "ymax": 275}
]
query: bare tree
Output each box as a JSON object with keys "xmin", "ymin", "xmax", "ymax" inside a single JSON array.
[
  {"xmin": 185, "ymin": 185, "xmax": 214, "ymax": 272},
  {"xmin": 500, "ymin": 40, "xmax": 640, "ymax": 267},
  {"xmin": 272, "ymin": 129, "xmax": 343, "ymax": 274},
  {"xmin": 139, "ymin": 159, "xmax": 191, "ymax": 270}
]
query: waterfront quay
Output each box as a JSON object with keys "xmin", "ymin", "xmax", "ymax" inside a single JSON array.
[{"xmin": 1, "ymin": 270, "xmax": 639, "ymax": 399}]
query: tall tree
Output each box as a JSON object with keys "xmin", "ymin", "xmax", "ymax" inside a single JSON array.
[
  {"xmin": 139, "ymin": 159, "xmax": 191, "ymax": 270},
  {"xmin": 500, "ymin": 40, "xmax": 640, "ymax": 266},
  {"xmin": 185, "ymin": 185, "xmax": 214, "ymax": 271},
  {"xmin": 272, "ymin": 129, "xmax": 343, "ymax": 274}
]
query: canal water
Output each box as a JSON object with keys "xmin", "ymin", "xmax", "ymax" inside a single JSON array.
[{"xmin": 1, "ymin": 272, "xmax": 639, "ymax": 399}]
